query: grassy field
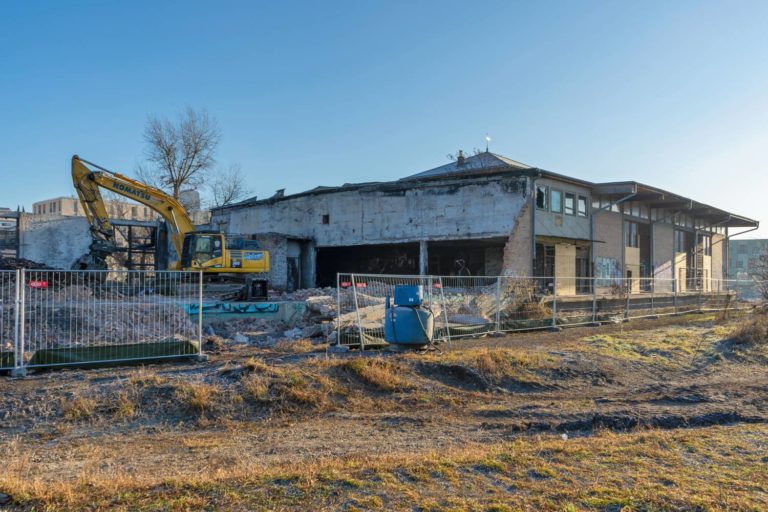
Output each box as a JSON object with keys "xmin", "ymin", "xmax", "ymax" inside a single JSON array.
[{"xmin": 0, "ymin": 311, "xmax": 766, "ymax": 510}]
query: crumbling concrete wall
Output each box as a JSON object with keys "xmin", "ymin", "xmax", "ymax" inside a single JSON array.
[
  {"xmin": 251, "ymin": 233, "xmax": 288, "ymax": 290},
  {"xmin": 212, "ymin": 176, "xmax": 529, "ymax": 247},
  {"xmin": 502, "ymin": 201, "xmax": 532, "ymax": 276},
  {"xmin": 18, "ymin": 214, "xmax": 91, "ymax": 269}
]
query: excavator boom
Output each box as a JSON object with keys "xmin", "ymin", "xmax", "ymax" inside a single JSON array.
[{"xmin": 71, "ymin": 155, "xmax": 196, "ymax": 262}]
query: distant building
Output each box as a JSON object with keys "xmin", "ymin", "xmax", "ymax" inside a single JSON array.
[
  {"xmin": 31, "ymin": 196, "xmax": 157, "ymax": 222},
  {"xmin": 729, "ymin": 239, "xmax": 768, "ymax": 279}
]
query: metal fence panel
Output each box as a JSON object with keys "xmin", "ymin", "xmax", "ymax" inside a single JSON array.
[
  {"xmin": 336, "ymin": 273, "xmax": 767, "ymax": 347},
  {"xmin": 21, "ymin": 269, "xmax": 203, "ymax": 368},
  {"xmin": 0, "ymin": 270, "xmax": 17, "ymax": 370}
]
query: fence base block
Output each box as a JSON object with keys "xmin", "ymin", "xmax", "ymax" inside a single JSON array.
[
  {"xmin": 587, "ymin": 322, "xmax": 602, "ymax": 327},
  {"xmin": 194, "ymin": 354, "xmax": 209, "ymax": 362},
  {"xmin": 548, "ymin": 326, "xmax": 564, "ymax": 332},
  {"xmin": 10, "ymin": 368, "xmax": 27, "ymax": 378}
]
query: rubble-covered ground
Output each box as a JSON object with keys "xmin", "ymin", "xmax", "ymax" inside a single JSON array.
[{"xmin": 1, "ymin": 311, "xmax": 767, "ymax": 510}]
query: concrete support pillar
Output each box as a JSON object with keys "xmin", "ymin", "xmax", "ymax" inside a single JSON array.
[{"xmin": 419, "ymin": 240, "xmax": 428, "ymax": 276}]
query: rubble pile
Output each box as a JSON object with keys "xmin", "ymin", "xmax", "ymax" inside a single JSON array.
[
  {"xmin": 0, "ymin": 257, "xmax": 50, "ymax": 270},
  {"xmin": 21, "ymin": 301, "xmax": 197, "ymax": 348}
]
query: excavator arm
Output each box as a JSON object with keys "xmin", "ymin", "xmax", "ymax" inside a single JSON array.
[{"xmin": 71, "ymin": 155, "xmax": 196, "ymax": 267}]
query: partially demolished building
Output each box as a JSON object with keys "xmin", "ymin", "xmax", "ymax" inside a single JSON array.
[{"xmin": 210, "ymin": 151, "xmax": 758, "ymax": 292}]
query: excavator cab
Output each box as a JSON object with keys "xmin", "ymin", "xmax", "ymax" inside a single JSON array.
[{"xmin": 181, "ymin": 232, "xmax": 224, "ymax": 268}]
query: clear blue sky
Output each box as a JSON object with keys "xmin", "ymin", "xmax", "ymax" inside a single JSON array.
[{"xmin": 1, "ymin": 0, "xmax": 766, "ymax": 236}]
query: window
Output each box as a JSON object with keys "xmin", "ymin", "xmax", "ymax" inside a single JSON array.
[
  {"xmin": 131, "ymin": 206, "xmax": 138, "ymax": 218},
  {"xmin": 322, "ymin": 214, "xmax": 330, "ymax": 224},
  {"xmin": 536, "ymin": 185, "xmax": 548, "ymax": 210},
  {"xmin": 624, "ymin": 221, "xmax": 639, "ymax": 248},
  {"xmin": 700, "ymin": 235, "xmax": 711, "ymax": 256},
  {"xmin": 564, "ymin": 193, "xmax": 575, "ymax": 215},
  {"xmin": 577, "ymin": 196, "xmax": 587, "ymax": 217},
  {"xmin": 551, "ymin": 190, "xmax": 563, "ymax": 213},
  {"xmin": 674, "ymin": 230, "xmax": 686, "ymax": 253}
]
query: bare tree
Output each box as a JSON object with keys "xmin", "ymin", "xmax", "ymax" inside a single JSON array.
[
  {"xmin": 209, "ymin": 163, "xmax": 252, "ymax": 207},
  {"xmin": 138, "ymin": 107, "xmax": 220, "ymax": 199}
]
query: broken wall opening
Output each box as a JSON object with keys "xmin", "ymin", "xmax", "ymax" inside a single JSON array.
[
  {"xmin": 316, "ymin": 243, "xmax": 419, "ymax": 287},
  {"xmin": 427, "ymin": 239, "xmax": 506, "ymax": 276}
]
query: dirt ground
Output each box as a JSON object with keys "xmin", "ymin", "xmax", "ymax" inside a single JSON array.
[{"xmin": 1, "ymin": 311, "xmax": 767, "ymax": 510}]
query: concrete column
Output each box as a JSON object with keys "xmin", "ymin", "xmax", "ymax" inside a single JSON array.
[{"xmin": 419, "ymin": 241, "xmax": 428, "ymax": 276}]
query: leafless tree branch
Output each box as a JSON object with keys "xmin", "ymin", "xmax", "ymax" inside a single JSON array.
[
  {"xmin": 209, "ymin": 163, "xmax": 252, "ymax": 208},
  {"xmin": 139, "ymin": 107, "xmax": 220, "ymax": 199}
]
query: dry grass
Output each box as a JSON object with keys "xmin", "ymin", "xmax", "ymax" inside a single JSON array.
[
  {"xmin": 112, "ymin": 391, "xmax": 137, "ymax": 420},
  {"xmin": 272, "ymin": 338, "xmax": 317, "ymax": 354},
  {"xmin": 128, "ymin": 367, "xmax": 169, "ymax": 387},
  {"xmin": 340, "ymin": 357, "xmax": 413, "ymax": 392},
  {"xmin": 175, "ymin": 381, "xmax": 220, "ymax": 414},
  {"xmin": 1, "ymin": 425, "xmax": 766, "ymax": 510},
  {"xmin": 731, "ymin": 311, "xmax": 768, "ymax": 345},
  {"xmin": 61, "ymin": 396, "xmax": 97, "ymax": 421}
]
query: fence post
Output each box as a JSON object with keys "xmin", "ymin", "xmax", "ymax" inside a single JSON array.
[
  {"xmin": 12, "ymin": 269, "xmax": 20, "ymax": 374},
  {"xmin": 351, "ymin": 274, "xmax": 365, "ymax": 350},
  {"xmin": 196, "ymin": 270, "xmax": 207, "ymax": 361},
  {"xmin": 551, "ymin": 277, "xmax": 558, "ymax": 329},
  {"xmin": 624, "ymin": 278, "xmax": 630, "ymax": 321},
  {"xmin": 673, "ymin": 282, "xmax": 678, "ymax": 314},
  {"xmin": 650, "ymin": 278, "xmax": 655, "ymax": 316},
  {"xmin": 11, "ymin": 269, "xmax": 26, "ymax": 377},
  {"xmin": 438, "ymin": 276, "xmax": 451, "ymax": 344},
  {"xmin": 495, "ymin": 277, "xmax": 501, "ymax": 334},
  {"xmin": 591, "ymin": 277, "xmax": 597, "ymax": 324},
  {"xmin": 336, "ymin": 273, "xmax": 341, "ymax": 345}
]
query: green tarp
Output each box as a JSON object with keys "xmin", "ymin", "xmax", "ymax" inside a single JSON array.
[
  {"xmin": 0, "ymin": 351, "xmax": 14, "ymax": 370},
  {"xmin": 27, "ymin": 340, "xmax": 200, "ymax": 368}
]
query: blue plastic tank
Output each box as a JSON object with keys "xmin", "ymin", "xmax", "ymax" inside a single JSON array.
[{"xmin": 384, "ymin": 285, "xmax": 434, "ymax": 346}]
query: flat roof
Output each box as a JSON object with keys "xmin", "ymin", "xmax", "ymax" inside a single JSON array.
[{"xmin": 214, "ymin": 152, "xmax": 758, "ymax": 229}]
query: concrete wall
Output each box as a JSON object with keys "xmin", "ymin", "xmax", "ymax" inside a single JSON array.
[
  {"xmin": 593, "ymin": 211, "xmax": 623, "ymax": 280},
  {"xmin": 251, "ymin": 233, "xmax": 288, "ymax": 290},
  {"xmin": 555, "ymin": 243, "xmax": 576, "ymax": 295},
  {"xmin": 712, "ymin": 233, "xmax": 725, "ymax": 281},
  {"xmin": 212, "ymin": 176, "xmax": 529, "ymax": 247},
  {"xmin": 652, "ymin": 223, "xmax": 674, "ymax": 281},
  {"xmin": 18, "ymin": 214, "xmax": 91, "ymax": 269}
]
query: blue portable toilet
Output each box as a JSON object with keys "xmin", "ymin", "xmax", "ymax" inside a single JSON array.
[{"xmin": 384, "ymin": 285, "xmax": 434, "ymax": 347}]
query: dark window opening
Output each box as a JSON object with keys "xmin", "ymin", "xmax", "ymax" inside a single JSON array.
[
  {"xmin": 322, "ymin": 214, "xmax": 330, "ymax": 224},
  {"xmin": 624, "ymin": 220, "xmax": 639, "ymax": 248},
  {"xmin": 536, "ymin": 186, "xmax": 548, "ymax": 210}
]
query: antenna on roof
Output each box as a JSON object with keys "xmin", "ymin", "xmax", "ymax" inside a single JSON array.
[{"xmin": 485, "ymin": 134, "xmax": 491, "ymax": 153}]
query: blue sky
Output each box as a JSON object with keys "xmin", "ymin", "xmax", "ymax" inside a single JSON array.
[{"xmin": 1, "ymin": 0, "xmax": 767, "ymax": 236}]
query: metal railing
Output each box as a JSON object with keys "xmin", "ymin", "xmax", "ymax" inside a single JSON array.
[
  {"xmin": 336, "ymin": 274, "xmax": 766, "ymax": 347},
  {"xmin": 2, "ymin": 269, "xmax": 204, "ymax": 375}
]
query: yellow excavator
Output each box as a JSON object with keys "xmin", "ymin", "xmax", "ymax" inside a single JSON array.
[{"xmin": 71, "ymin": 155, "xmax": 270, "ymax": 299}]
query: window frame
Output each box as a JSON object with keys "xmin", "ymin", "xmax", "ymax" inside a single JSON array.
[
  {"xmin": 577, "ymin": 195, "xmax": 588, "ymax": 217},
  {"xmin": 550, "ymin": 189, "xmax": 563, "ymax": 214},
  {"xmin": 564, "ymin": 193, "xmax": 575, "ymax": 215}
]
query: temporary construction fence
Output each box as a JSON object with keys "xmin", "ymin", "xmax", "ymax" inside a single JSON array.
[
  {"xmin": 335, "ymin": 273, "xmax": 766, "ymax": 348},
  {"xmin": 1, "ymin": 269, "xmax": 203, "ymax": 375}
]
